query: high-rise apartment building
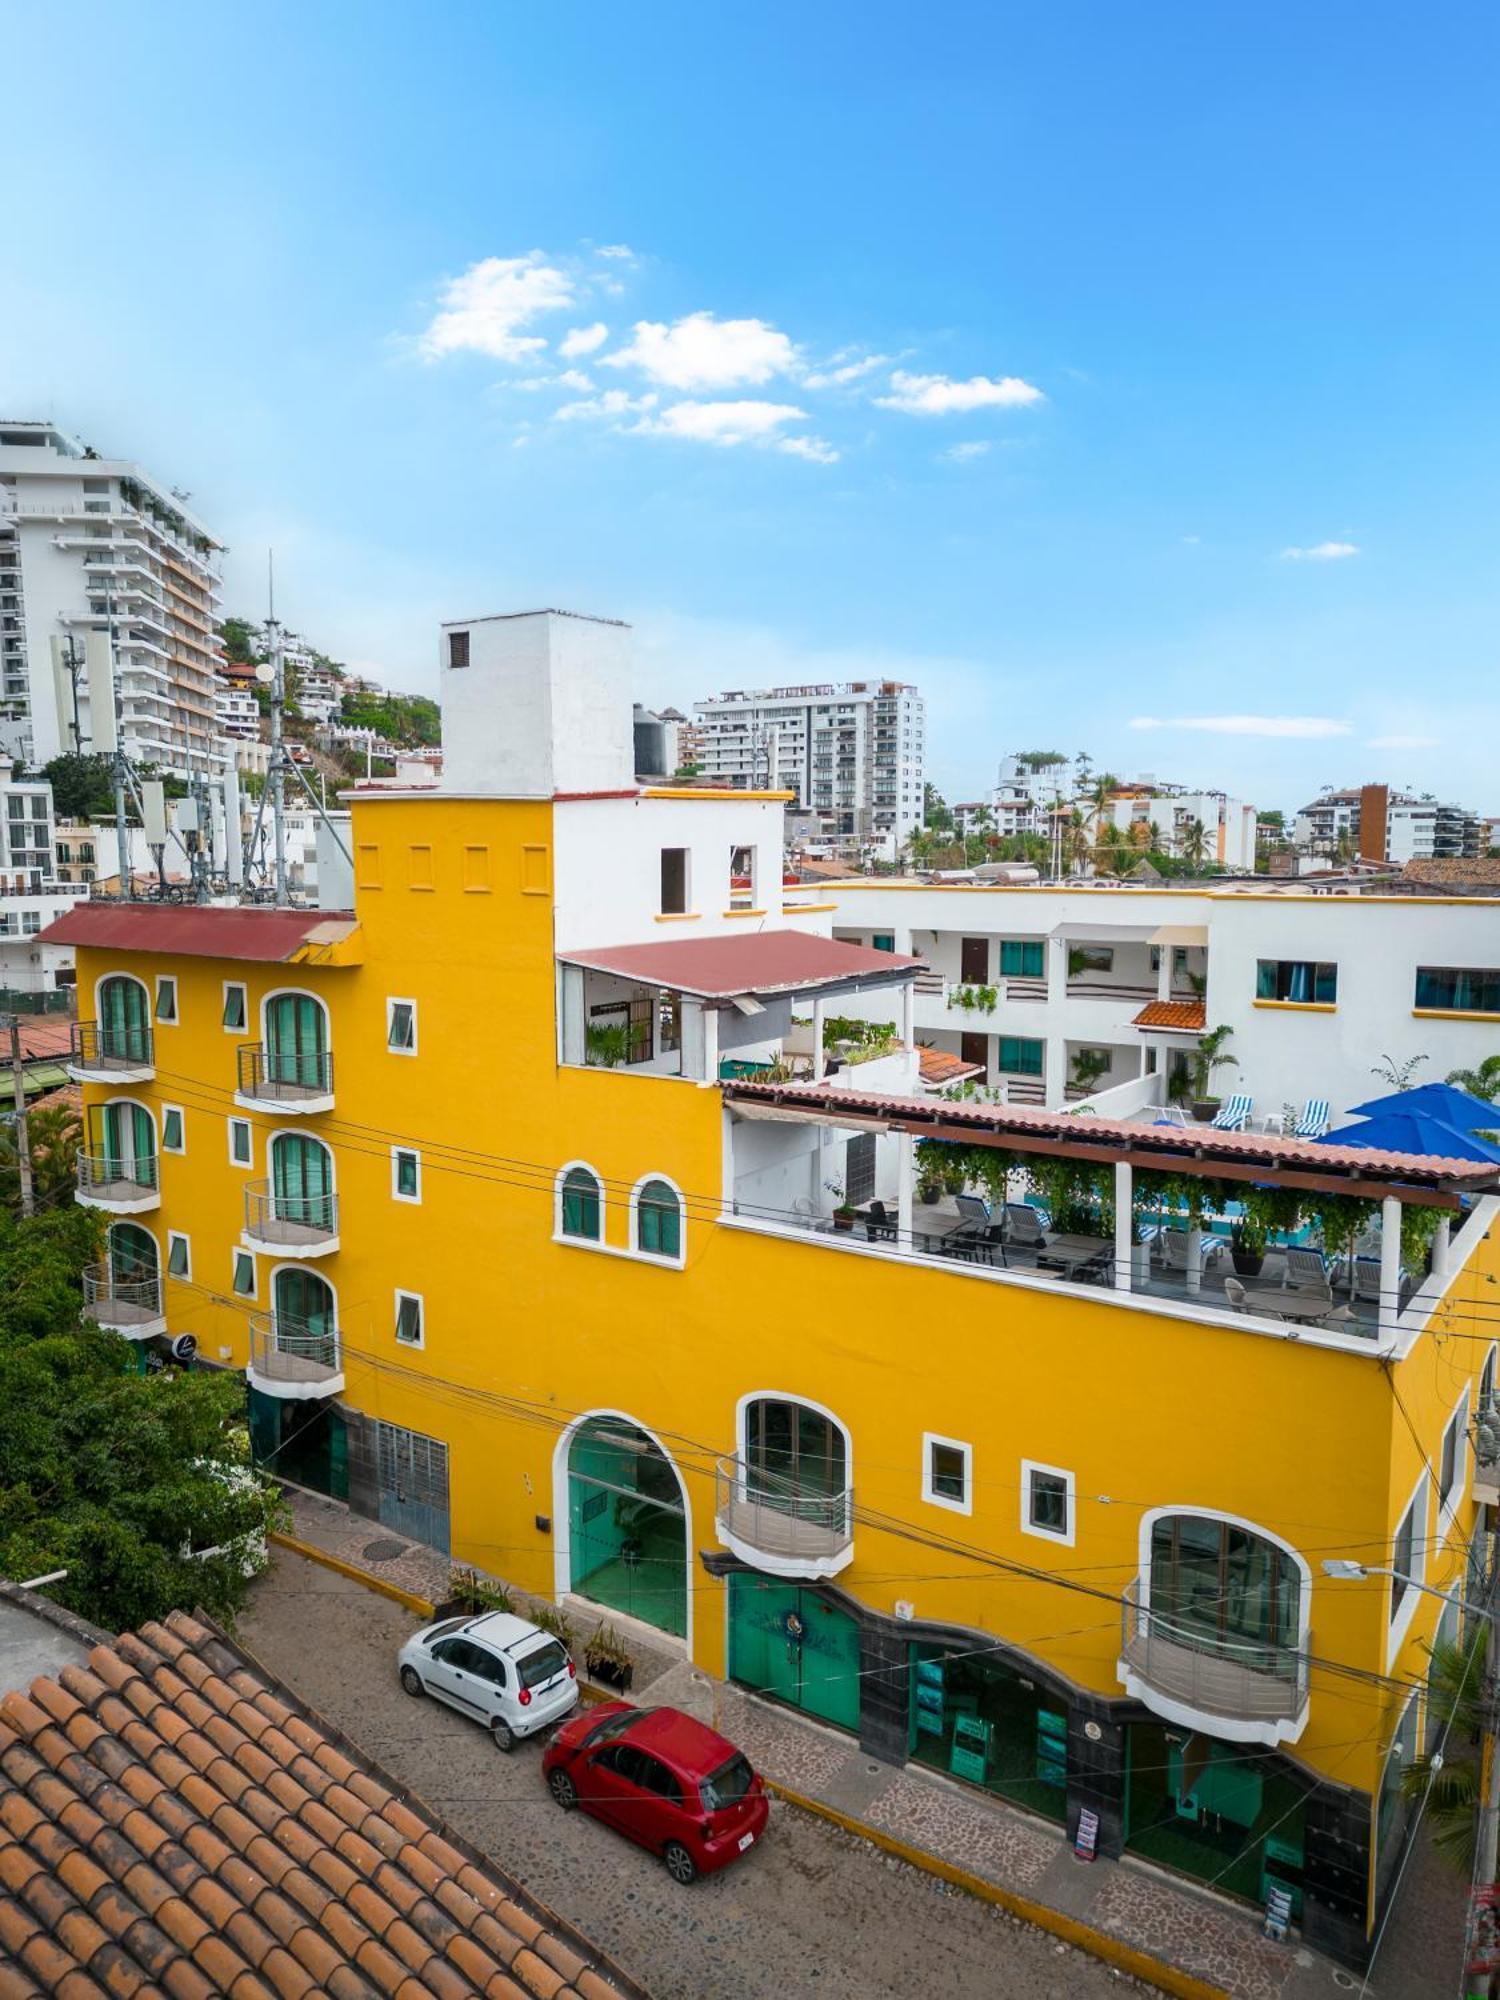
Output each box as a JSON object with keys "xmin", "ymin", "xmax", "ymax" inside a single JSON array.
[
  {"xmin": 0, "ymin": 420, "xmax": 225, "ymax": 778},
  {"xmin": 693, "ymin": 681, "xmax": 924, "ymax": 850},
  {"xmin": 1294, "ymin": 782, "xmax": 1485, "ymax": 862}
]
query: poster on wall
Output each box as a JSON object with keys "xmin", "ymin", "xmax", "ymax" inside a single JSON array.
[
  {"xmin": 950, "ymin": 1711, "xmax": 991, "ymax": 1784},
  {"xmin": 915, "ymin": 1655, "xmax": 945, "ymax": 1736}
]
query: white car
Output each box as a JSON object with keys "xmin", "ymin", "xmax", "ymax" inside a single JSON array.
[{"xmin": 397, "ymin": 1610, "xmax": 580, "ymax": 1751}]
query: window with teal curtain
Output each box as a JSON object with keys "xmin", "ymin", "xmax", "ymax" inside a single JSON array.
[
  {"xmin": 1000, "ymin": 940, "xmax": 1044, "ymax": 979},
  {"xmin": 271, "ymin": 1133, "xmax": 335, "ymax": 1230},
  {"xmin": 1415, "ymin": 966, "xmax": 1500, "ymax": 1014},
  {"xmin": 561, "ymin": 1167, "xmax": 602, "ymax": 1241},
  {"xmin": 266, "ymin": 992, "xmax": 327, "ymax": 1089},
  {"xmin": 636, "ymin": 1179, "xmax": 682, "ymax": 1259},
  {"xmin": 100, "ymin": 977, "xmax": 149, "ymax": 1062},
  {"xmin": 997, "ymin": 1036, "xmax": 1044, "ymax": 1076},
  {"xmin": 1256, "ymin": 959, "xmax": 1338, "ymax": 1004}
]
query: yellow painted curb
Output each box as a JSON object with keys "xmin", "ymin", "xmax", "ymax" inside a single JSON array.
[
  {"xmin": 764, "ymin": 1780, "xmax": 1229, "ymax": 2000},
  {"xmin": 270, "ymin": 1531, "xmax": 437, "ymax": 1620}
]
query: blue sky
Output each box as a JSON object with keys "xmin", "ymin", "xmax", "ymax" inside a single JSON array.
[{"xmin": 5, "ymin": 1, "xmax": 1499, "ymax": 812}]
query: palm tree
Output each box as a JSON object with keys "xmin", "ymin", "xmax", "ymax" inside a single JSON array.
[
  {"xmin": 1399, "ymin": 1626, "xmax": 1487, "ymax": 1872},
  {"xmin": 1447, "ymin": 1056, "xmax": 1500, "ymax": 1103},
  {"xmin": 0, "ymin": 1098, "xmax": 82, "ymax": 1208},
  {"xmin": 1180, "ymin": 817, "xmax": 1209, "ymax": 870},
  {"xmin": 1060, "ymin": 809, "xmax": 1091, "ymax": 875},
  {"xmin": 1190, "ymin": 1025, "xmax": 1239, "ymax": 1105}
]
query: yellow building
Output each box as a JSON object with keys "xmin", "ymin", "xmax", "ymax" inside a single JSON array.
[{"xmin": 47, "ymin": 611, "xmax": 1500, "ymax": 1972}]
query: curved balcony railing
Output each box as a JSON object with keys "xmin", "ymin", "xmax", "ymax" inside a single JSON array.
[
  {"xmin": 715, "ymin": 1454, "xmax": 854, "ymax": 1578},
  {"xmin": 247, "ymin": 1313, "xmax": 343, "ymax": 1396},
  {"xmin": 243, "ymin": 1179, "xmax": 339, "ymax": 1254},
  {"xmin": 82, "ymin": 1261, "xmax": 164, "ymax": 1333},
  {"xmin": 236, "ymin": 1042, "xmax": 334, "ymax": 1111},
  {"xmin": 76, "ymin": 1150, "xmax": 160, "ymax": 1210},
  {"xmin": 1118, "ymin": 1580, "xmax": 1309, "ymax": 1744},
  {"xmin": 71, "ymin": 1020, "xmax": 154, "ymax": 1079}
]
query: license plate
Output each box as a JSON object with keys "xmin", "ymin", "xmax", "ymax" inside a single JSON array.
[{"xmin": 738, "ymin": 1831, "xmax": 755, "ymax": 1852}]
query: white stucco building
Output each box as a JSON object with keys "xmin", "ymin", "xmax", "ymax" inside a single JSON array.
[
  {"xmin": 0, "ymin": 420, "xmax": 226, "ymax": 779},
  {"xmin": 1098, "ymin": 787, "xmax": 1259, "ymax": 871},
  {"xmin": 1295, "ymin": 783, "xmax": 1486, "ymax": 862},
  {"xmin": 0, "ymin": 759, "xmax": 88, "ymax": 991}
]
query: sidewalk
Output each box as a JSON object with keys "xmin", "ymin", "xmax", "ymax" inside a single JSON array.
[{"xmin": 269, "ymin": 1491, "xmax": 1422, "ymax": 2000}]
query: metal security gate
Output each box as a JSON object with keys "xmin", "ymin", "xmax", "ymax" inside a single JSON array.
[{"xmin": 376, "ymin": 1421, "xmax": 450, "ymax": 1554}]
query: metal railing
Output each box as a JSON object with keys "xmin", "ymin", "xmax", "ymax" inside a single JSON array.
[
  {"xmin": 76, "ymin": 1150, "xmax": 159, "ymax": 1199},
  {"xmin": 715, "ymin": 1454, "xmax": 854, "ymax": 1567},
  {"xmin": 72, "ymin": 1019, "xmax": 154, "ymax": 1071},
  {"xmin": 1119, "ymin": 1580, "xmax": 1308, "ymax": 1727},
  {"xmin": 237, "ymin": 1042, "xmax": 334, "ymax": 1102},
  {"xmin": 248, "ymin": 1313, "xmax": 342, "ymax": 1387},
  {"xmin": 244, "ymin": 1179, "xmax": 339, "ymax": 1244},
  {"xmin": 82, "ymin": 1261, "xmax": 162, "ymax": 1325}
]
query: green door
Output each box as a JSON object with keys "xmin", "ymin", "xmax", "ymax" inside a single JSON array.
[
  {"xmin": 728, "ymin": 1575, "xmax": 861, "ymax": 1732},
  {"xmin": 567, "ymin": 1419, "xmax": 687, "ymax": 1638},
  {"xmin": 100, "ymin": 1101, "xmax": 154, "ymax": 1184},
  {"xmin": 100, "ymin": 977, "xmax": 149, "ymax": 1063},
  {"xmin": 266, "ymin": 993, "xmax": 326, "ymax": 1090},
  {"xmin": 273, "ymin": 1267, "xmax": 336, "ymax": 1366},
  {"xmin": 271, "ymin": 1133, "xmax": 334, "ymax": 1230}
]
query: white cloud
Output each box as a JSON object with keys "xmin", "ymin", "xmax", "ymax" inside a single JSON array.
[
  {"xmin": 1182, "ymin": 534, "xmax": 1201, "ymax": 546},
  {"xmin": 553, "ymin": 389, "xmax": 659, "ymax": 422},
  {"xmin": 634, "ymin": 399, "xmax": 807, "ymax": 446},
  {"xmin": 560, "ymin": 322, "xmax": 609, "ymax": 358},
  {"xmin": 1367, "ymin": 733, "xmax": 1439, "ymax": 749},
  {"xmin": 510, "ymin": 369, "xmax": 595, "ymax": 392},
  {"xmin": 1129, "ymin": 714, "xmax": 1352, "ymax": 739},
  {"xmin": 777, "ymin": 435, "xmax": 840, "ymax": 465},
  {"xmin": 942, "ymin": 441, "xmax": 991, "ymax": 463},
  {"xmin": 596, "ymin": 243, "xmax": 637, "ymax": 261},
  {"xmin": 417, "ymin": 253, "xmax": 575, "ymax": 363},
  {"xmin": 1280, "ymin": 541, "xmax": 1360, "ymax": 561},
  {"xmin": 803, "ymin": 351, "xmax": 890, "ymax": 389},
  {"xmin": 876, "ymin": 368, "xmax": 1044, "ymax": 415},
  {"xmin": 604, "ymin": 313, "xmax": 798, "ymax": 390}
]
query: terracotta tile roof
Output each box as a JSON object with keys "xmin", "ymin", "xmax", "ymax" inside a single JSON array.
[
  {"xmin": 917, "ymin": 1048, "xmax": 984, "ymax": 1086},
  {"xmin": 0, "ymin": 1604, "xmax": 641, "ymax": 2000},
  {"xmin": 38, "ymin": 905, "xmax": 357, "ymax": 964},
  {"xmin": 9, "ymin": 1018, "xmax": 75, "ymax": 1063},
  {"xmin": 1401, "ymin": 858, "xmax": 1500, "ymax": 886},
  {"xmin": 1131, "ymin": 999, "xmax": 1206, "ymax": 1032},
  {"xmin": 558, "ymin": 928, "xmax": 920, "ymax": 999}
]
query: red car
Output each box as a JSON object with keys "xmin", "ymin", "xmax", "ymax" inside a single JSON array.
[{"xmin": 542, "ymin": 1702, "xmax": 769, "ymax": 1884}]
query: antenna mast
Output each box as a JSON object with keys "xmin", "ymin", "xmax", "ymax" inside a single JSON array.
[
  {"xmin": 266, "ymin": 554, "xmax": 289, "ymax": 905},
  {"xmin": 107, "ymin": 595, "xmax": 132, "ymax": 902}
]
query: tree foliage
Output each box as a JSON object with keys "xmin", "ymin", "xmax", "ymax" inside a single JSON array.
[
  {"xmin": 42, "ymin": 753, "xmax": 116, "ymax": 820},
  {"xmin": 219, "ymin": 617, "xmax": 263, "ymax": 666},
  {"xmin": 0, "ymin": 1205, "xmax": 284, "ymax": 1630}
]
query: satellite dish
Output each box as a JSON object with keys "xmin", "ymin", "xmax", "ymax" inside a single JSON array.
[{"xmin": 254, "ymin": 663, "xmax": 275, "ymax": 684}]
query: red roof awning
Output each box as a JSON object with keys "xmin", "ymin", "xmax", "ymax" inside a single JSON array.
[
  {"xmin": 1132, "ymin": 999, "xmax": 1207, "ymax": 1032},
  {"xmin": 38, "ymin": 903, "xmax": 357, "ymax": 963},
  {"xmin": 559, "ymin": 928, "xmax": 920, "ymax": 999}
]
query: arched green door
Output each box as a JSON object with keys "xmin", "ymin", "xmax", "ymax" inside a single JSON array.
[
  {"xmin": 271, "ymin": 1133, "xmax": 334, "ymax": 1231},
  {"xmin": 108, "ymin": 1222, "xmax": 157, "ymax": 1285},
  {"xmin": 100, "ymin": 1101, "xmax": 154, "ymax": 1182},
  {"xmin": 273, "ymin": 1267, "xmax": 337, "ymax": 1366},
  {"xmin": 266, "ymin": 994, "xmax": 327, "ymax": 1090},
  {"xmin": 99, "ymin": 978, "xmax": 149, "ymax": 1063},
  {"xmin": 567, "ymin": 1418, "xmax": 686, "ymax": 1638}
]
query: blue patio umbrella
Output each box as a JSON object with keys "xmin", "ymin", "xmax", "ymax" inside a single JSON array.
[
  {"xmin": 1348, "ymin": 1081, "xmax": 1500, "ymax": 1131},
  {"xmin": 1319, "ymin": 1108, "xmax": 1500, "ymax": 1165}
]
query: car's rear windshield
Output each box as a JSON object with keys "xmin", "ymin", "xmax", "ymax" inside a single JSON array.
[
  {"xmin": 581, "ymin": 1706, "xmax": 652, "ymax": 1749},
  {"xmin": 516, "ymin": 1639, "xmax": 569, "ymax": 1690},
  {"xmin": 700, "ymin": 1753, "xmax": 755, "ymax": 1812}
]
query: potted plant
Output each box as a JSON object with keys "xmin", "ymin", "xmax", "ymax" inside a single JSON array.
[
  {"xmin": 824, "ymin": 1176, "xmax": 856, "ymax": 1229},
  {"xmin": 1230, "ymin": 1216, "xmax": 1266, "ymax": 1278},
  {"xmin": 1190, "ymin": 1024, "xmax": 1238, "ymax": 1122},
  {"xmin": 584, "ymin": 1021, "xmax": 630, "ymax": 1068},
  {"xmin": 583, "ymin": 1621, "xmax": 636, "ymax": 1693},
  {"xmin": 1069, "ymin": 1048, "xmax": 1111, "ymax": 1102}
]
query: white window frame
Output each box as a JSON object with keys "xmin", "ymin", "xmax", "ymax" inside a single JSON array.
[
  {"xmin": 554, "ymin": 1159, "xmax": 606, "ymax": 1248},
  {"xmin": 1021, "ymin": 1458, "xmax": 1076, "ymax": 1547},
  {"xmin": 394, "ymin": 1288, "xmax": 425, "ymax": 1350},
  {"xmin": 628, "ymin": 1172, "xmax": 687, "ymax": 1268},
  {"xmin": 1439, "ymin": 1387, "xmax": 1471, "ymax": 1538},
  {"xmin": 231, "ymin": 1248, "xmax": 256, "ymax": 1299},
  {"xmin": 921, "ymin": 1432, "xmax": 972, "ymax": 1516},
  {"xmin": 386, "ymin": 996, "xmax": 418, "ymax": 1056},
  {"xmin": 391, "ymin": 1145, "xmax": 422, "ymax": 1204},
  {"xmin": 222, "ymin": 980, "xmax": 248, "ymax": 1034},
  {"xmin": 166, "ymin": 1229, "xmax": 191, "ymax": 1281},
  {"xmin": 154, "ymin": 974, "xmax": 178, "ymax": 1024},
  {"xmin": 1388, "ymin": 1472, "xmax": 1428, "ymax": 1667},
  {"xmin": 160, "ymin": 1103, "xmax": 185, "ymax": 1155},
  {"xmin": 228, "ymin": 1117, "xmax": 253, "ymax": 1168}
]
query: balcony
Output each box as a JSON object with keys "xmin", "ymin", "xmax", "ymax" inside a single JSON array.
[
  {"xmin": 714, "ymin": 1454, "xmax": 854, "ymax": 1579},
  {"xmin": 70, "ymin": 1020, "xmax": 154, "ymax": 1084},
  {"xmin": 247, "ymin": 1314, "xmax": 344, "ymax": 1399},
  {"xmin": 235, "ymin": 1043, "xmax": 334, "ymax": 1114},
  {"xmin": 75, "ymin": 1150, "xmax": 160, "ymax": 1214},
  {"xmin": 1117, "ymin": 1583, "xmax": 1309, "ymax": 1746},
  {"xmin": 81, "ymin": 1262, "xmax": 165, "ymax": 1339},
  {"xmin": 243, "ymin": 1180, "xmax": 340, "ymax": 1258}
]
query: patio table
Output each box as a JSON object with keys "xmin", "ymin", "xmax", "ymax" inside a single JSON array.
[
  {"xmin": 1242, "ymin": 1286, "xmax": 1336, "ymax": 1322},
  {"xmin": 1034, "ymin": 1232, "xmax": 1115, "ymax": 1282}
]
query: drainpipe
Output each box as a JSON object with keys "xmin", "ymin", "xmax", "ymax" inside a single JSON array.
[{"xmin": 1379, "ymin": 1194, "xmax": 1402, "ymax": 1342}]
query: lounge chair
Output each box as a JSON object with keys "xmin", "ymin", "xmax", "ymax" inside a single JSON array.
[
  {"xmin": 1211, "ymin": 1093, "xmax": 1254, "ymax": 1132},
  {"xmin": 1347, "ymin": 1255, "xmax": 1381, "ymax": 1303},
  {"xmin": 1003, "ymin": 1202, "xmax": 1047, "ymax": 1248},
  {"xmin": 1156, "ymin": 1228, "xmax": 1227, "ymax": 1277},
  {"xmin": 1294, "ymin": 1098, "xmax": 1331, "ymax": 1139},
  {"xmin": 1154, "ymin": 1106, "xmax": 1190, "ymax": 1128},
  {"xmin": 1284, "ymin": 1246, "xmax": 1331, "ymax": 1292}
]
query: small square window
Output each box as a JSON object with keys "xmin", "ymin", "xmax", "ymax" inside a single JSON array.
[
  {"xmin": 155, "ymin": 976, "xmax": 177, "ymax": 1023},
  {"xmin": 387, "ymin": 999, "xmax": 417, "ymax": 1054},
  {"xmin": 232, "ymin": 1250, "xmax": 255, "ymax": 1297},
  {"xmin": 447, "ymin": 628, "xmax": 470, "ymax": 669},
  {"xmin": 222, "ymin": 982, "xmax": 247, "ymax": 1032},
  {"xmin": 922, "ymin": 1433, "xmax": 972, "ymax": 1515},
  {"xmin": 392, "ymin": 1147, "xmax": 421, "ymax": 1203},
  {"xmin": 161, "ymin": 1106, "xmax": 184, "ymax": 1153},
  {"xmin": 660, "ymin": 847, "xmax": 689, "ymax": 915},
  {"xmin": 395, "ymin": 1291, "xmax": 424, "ymax": 1348},
  {"xmin": 1022, "ymin": 1461, "xmax": 1074, "ymax": 1545},
  {"xmin": 167, "ymin": 1232, "xmax": 190, "ymax": 1279},
  {"xmin": 228, "ymin": 1118, "xmax": 252, "ymax": 1167}
]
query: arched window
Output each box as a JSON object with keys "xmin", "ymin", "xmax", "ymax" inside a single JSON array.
[
  {"xmin": 99, "ymin": 976, "xmax": 150, "ymax": 1064},
  {"xmin": 1148, "ymin": 1514, "xmax": 1302, "ymax": 1660},
  {"xmin": 635, "ymin": 1178, "xmax": 682, "ymax": 1260},
  {"xmin": 265, "ymin": 992, "xmax": 329, "ymax": 1092},
  {"xmin": 108, "ymin": 1222, "xmax": 158, "ymax": 1286},
  {"xmin": 270, "ymin": 1132, "xmax": 335, "ymax": 1232},
  {"xmin": 99, "ymin": 1100, "xmax": 156, "ymax": 1182},
  {"xmin": 559, "ymin": 1166, "xmax": 602, "ymax": 1242},
  {"xmin": 743, "ymin": 1397, "xmax": 849, "ymax": 1507},
  {"xmin": 273, "ymin": 1267, "xmax": 338, "ymax": 1367}
]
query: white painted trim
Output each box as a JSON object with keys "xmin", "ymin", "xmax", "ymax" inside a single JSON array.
[
  {"xmin": 159, "ymin": 1103, "xmax": 186, "ymax": 1155},
  {"xmin": 391, "ymin": 1144, "xmax": 422, "ymax": 1204},
  {"xmin": 154, "ymin": 973, "xmax": 178, "ymax": 1024},
  {"xmin": 386, "ymin": 995, "xmax": 418, "ymax": 1056},
  {"xmin": 94, "ymin": 969, "xmax": 149, "ymax": 1023},
  {"xmin": 922, "ymin": 1432, "xmax": 973, "ymax": 1516},
  {"xmin": 394, "ymin": 1288, "xmax": 425, "ymax": 1351},
  {"xmin": 221, "ymin": 979, "xmax": 248, "ymax": 1034},
  {"xmin": 1386, "ymin": 1470, "xmax": 1428, "ymax": 1671},
  {"xmin": 734, "ymin": 1387, "xmax": 854, "ymax": 1544},
  {"xmin": 1481, "ymin": 1341, "xmax": 1499, "ymax": 1416},
  {"xmin": 551, "ymin": 1408, "xmax": 694, "ymax": 1655},
  {"xmin": 108, "ymin": 1218, "xmax": 160, "ymax": 1272},
  {"xmin": 258, "ymin": 985, "xmax": 332, "ymax": 1062},
  {"xmin": 166, "ymin": 1228, "xmax": 192, "ymax": 1282},
  {"xmin": 268, "ymin": 1262, "xmax": 340, "ymax": 1348},
  {"xmin": 1021, "ymin": 1458, "xmax": 1075, "ymax": 1546},
  {"xmin": 231, "ymin": 1246, "xmax": 257, "ymax": 1299},
  {"xmin": 1438, "ymin": 1386, "xmax": 1471, "ymax": 1543},
  {"xmin": 1137, "ymin": 1504, "xmax": 1312, "ymax": 1649},
  {"xmin": 267, "ymin": 1126, "xmax": 338, "ymax": 1194},
  {"xmin": 227, "ymin": 1117, "xmax": 253, "ymax": 1169},
  {"xmin": 554, "ymin": 1159, "xmax": 605, "ymax": 1244},
  {"xmin": 628, "ymin": 1171, "xmax": 686, "ymax": 1267}
]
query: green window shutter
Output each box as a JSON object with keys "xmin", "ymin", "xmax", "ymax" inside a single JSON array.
[
  {"xmin": 223, "ymin": 985, "xmax": 246, "ymax": 1030},
  {"xmin": 395, "ymin": 1150, "xmax": 419, "ymax": 1198},
  {"xmin": 167, "ymin": 1235, "xmax": 189, "ymax": 1277},
  {"xmin": 637, "ymin": 1179, "xmax": 682, "ymax": 1258},
  {"xmin": 162, "ymin": 1108, "xmax": 183, "ymax": 1151},
  {"xmin": 233, "ymin": 1251, "xmax": 255, "ymax": 1297},
  {"xmin": 561, "ymin": 1169, "xmax": 601, "ymax": 1240},
  {"xmin": 395, "ymin": 1294, "xmax": 423, "ymax": 1345},
  {"xmin": 155, "ymin": 979, "xmax": 177, "ymax": 1023}
]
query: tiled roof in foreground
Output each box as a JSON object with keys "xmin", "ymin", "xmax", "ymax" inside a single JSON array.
[
  {"xmin": 1131, "ymin": 999, "xmax": 1206, "ymax": 1032},
  {"xmin": 0, "ymin": 1604, "xmax": 639, "ymax": 2000}
]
